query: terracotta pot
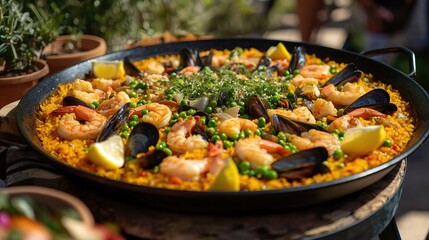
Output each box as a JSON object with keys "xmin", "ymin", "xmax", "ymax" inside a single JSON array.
[
  {"xmin": 42, "ymin": 35, "xmax": 107, "ymax": 74},
  {"xmin": 0, "ymin": 59, "xmax": 49, "ymax": 108}
]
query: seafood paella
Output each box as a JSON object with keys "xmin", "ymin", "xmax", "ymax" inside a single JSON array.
[{"xmin": 35, "ymin": 43, "xmax": 415, "ymax": 191}]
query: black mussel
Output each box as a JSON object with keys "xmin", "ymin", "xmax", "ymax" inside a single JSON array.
[
  {"xmin": 271, "ymin": 114, "xmax": 327, "ymax": 135},
  {"xmin": 140, "ymin": 150, "xmax": 167, "ymax": 169},
  {"xmin": 218, "ymin": 90, "xmax": 228, "ymax": 107},
  {"xmin": 195, "ymin": 49, "xmax": 213, "ymax": 68},
  {"xmin": 254, "ymin": 56, "xmax": 272, "ymax": 72},
  {"xmin": 192, "ymin": 122, "xmax": 209, "ymax": 141},
  {"xmin": 272, "ymin": 147, "xmax": 330, "ymax": 181},
  {"xmin": 63, "ymin": 96, "xmax": 91, "ymax": 108},
  {"xmin": 344, "ymin": 89, "xmax": 397, "ymax": 114},
  {"xmin": 288, "ymin": 46, "xmax": 306, "ymax": 73},
  {"xmin": 97, "ymin": 103, "xmax": 130, "ymax": 142},
  {"xmin": 180, "ymin": 48, "xmax": 196, "ymax": 67},
  {"xmin": 203, "ymin": 50, "xmax": 213, "ymax": 68},
  {"xmin": 124, "ymin": 57, "xmax": 145, "ymax": 77},
  {"xmin": 277, "ymin": 97, "xmax": 294, "ymax": 110},
  {"xmin": 247, "ymin": 95, "xmax": 270, "ymax": 121},
  {"xmin": 126, "ymin": 122, "xmax": 159, "ymax": 158},
  {"xmin": 324, "ymin": 63, "xmax": 362, "ymax": 87}
]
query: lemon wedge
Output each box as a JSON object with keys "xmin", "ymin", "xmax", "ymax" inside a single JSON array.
[
  {"xmin": 87, "ymin": 135, "xmax": 124, "ymax": 169},
  {"xmin": 266, "ymin": 42, "xmax": 291, "ymax": 60},
  {"xmin": 341, "ymin": 125, "xmax": 386, "ymax": 156},
  {"xmin": 92, "ymin": 61, "xmax": 125, "ymax": 79},
  {"xmin": 209, "ymin": 159, "xmax": 240, "ymax": 192}
]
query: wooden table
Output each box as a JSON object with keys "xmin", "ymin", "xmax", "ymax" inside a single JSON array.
[{"xmin": 0, "ymin": 102, "xmax": 404, "ymax": 239}]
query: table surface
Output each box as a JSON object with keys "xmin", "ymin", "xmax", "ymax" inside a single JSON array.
[{"xmin": 0, "ymin": 102, "xmax": 405, "ymax": 239}]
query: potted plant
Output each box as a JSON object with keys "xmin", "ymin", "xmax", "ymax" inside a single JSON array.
[
  {"xmin": 0, "ymin": 0, "xmax": 63, "ymax": 108},
  {"xmin": 42, "ymin": 32, "xmax": 107, "ymax": 75}
]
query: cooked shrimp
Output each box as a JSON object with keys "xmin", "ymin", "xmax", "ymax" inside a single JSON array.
[
  {"xmin": 310, "ymin": 98, "xmax": 337, "ymax": 120},
  {"xmin": 160, "ymin": 142, "xmax": 223, "ymax": 181},
  {"xmin": 322, "ymin": 82, "xmax": 366, "ymax": 106},
  {"xmin": 146, "ymin": 61, "xmax": 165, "ymax": 75},
  {"xmin": 180, "ymin": 66, "xmax": 200, "ymax": 74},
  {"xmin": 69, "ymin": 79, "xmax": 106, "ymax": 103},
  {"xmin": 92, "ymin": 78, "xmax": 123, "ymax": 91},
  {"xmin": 299, "ymin": 64, "xmax": 330, "ymax": 79},
  {"xmin": 129, "ymin": 103, "xmax": 172, "ymax": 128},
  {"xmin": 167, "ymin": 117, "xmax": 208, "ymax": 154},
  {"xmin": 292, "ymin": 75, "xmax": 319, "ymax": 87},
  {"xmin": 328, "ymin": 108, "xmax": 386, "ymax": 131},
  {"xmin": 72, "ymin": 79, "xmax": 94, "ymax": 92},
  {"xmin": 291, "ymin": 129, "xmax": 340, "ymax": 156},
  {"xmin": 217, "ymin": 118, "xmax": 258, "ymax": 138},
  {"xmin": 235, "ymin": 138, "xmax": 289, "ymax": 168},
  {"xmin": 97, "ymin": 91, "xmax": 131, "ymax": 116},
  {"xmin": 51, "ymin": 106, "xmax": 106, "ymax": 140},
  {"xmin": 268, "ymin": 106, "xmax": 316, "ymax": 124}
]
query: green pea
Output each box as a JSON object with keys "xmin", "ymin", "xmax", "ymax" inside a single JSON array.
[
  {"xmin": 244, "ymin": 129, "xmax": 252, "ymax": 137},
  {"xmin": 156, "ymin": 141, "xmax": 167, "ymax": 150},
  {"xmin": 338, "ymin": 130, "xmax": 345, "ymax": 138},
  {"xmin": 164, "ymin": 127, "xmax": 171, "ymax": 133},
  {"xmin": 146, "ymin": 100, "xmax": 151, "ymax": 104},
  {"xmin": 219, "ymin": 133, "xmax": 228, "ymax": 141},
  {"xmin": 238, "ymin": 161, "xmax": 251, "ymax": 172},
  {"xmin": 277, "ymin": 132, "xmax": 286, "ymax": 141},
  {"xmin": 337, "ymin": 109, "xmax": 345, "ymax": 116},
  {"xmin": 248, "ymin": 170, "xmax": 256, "ymax": 177},
  {"xmin": 153, "ymin": 165, "xmax": 160, "ymax": 172},
  {"xmin": 128, "ymin": 92, "xmax": 137, "ymax": 98},
  {"xmin": 172, "ymin": 112, "xmax": 179, "ymax": 120},
  {"xmin": 242, "ymin": 114, "xmax": 250, "ymax": 119},
  {"xmin": 139, "ymin": 81, "xmax": 149, "ymax": 89},
  {"xmin": 336, "ymin": 162, "xmax": 345, "ymax": 168},
  {"xmin": 278, "ymin": 139, "xmax": 286, "ymax": 147},
  {"xmin": 237, "ymin": 101, "xmax": 245, "ymax": 107},
  {"xmin": 206, "ymin": 127, "xmax": 216, "ymax": 136},
  {"xmin": 223, "ymin": 140, "xmax": 233, "ymax": 149},
  {"xmin": 187, "ymin": 109, "xmax": 196, "ymax": 116},
  {"xmin": 229, "ymin": 101, "xmax": 238, "ymax": 107},
  {"xmin": 283, "ymin": 70, "xmax": 290, "ymax": 76},
  {"xmin": 258, "ymin": 117, "xmax": 266, "ymax": 128},
  {"xmin": 209, "ymin": 100, "xmax": 218, "ymax": 108},
  {"xmin": 169, "ymin": 119, "xmax": 178, "ymax": 126},
  {"xmin": 180, "ymin": 99, "xmax": 188, "ymax": 106},
  {"xmin": 129, "ymin": 120, "xmax": 138, "ymax": 127},
  {"xmin": 130, "ymin": 81, "xmax": 138, "ymax": 89},
  {"xmin": 138, "ymin": 99, "xmax": 146, "ymax": 105},
  {"xmin": 230, "ymin": 134, "xmax": 239, "ymax": 141},
  {"xmin": 89, "ymin": 103, "xmax": 96, "ymax": 109},
  {"xmin": 330, "ymin": 67, "xmax": 337, "ymax": 74},
  {"xmin": 121, "ymin": 125, "xmax": 129, "ymax": 132},
  {"xmin": 211, "ymin": 134, "xmax": 221, "ymax": 143},
  {"xmin": 287, "ymin": 91, "xmax": 295, "ymax": 100},
  {"xmin": 166, "ymin": 94, "xmax": 174, "ymax": 100},
  {"xmin": 125, "ymin": 156, "xmax": 134, "ymax": 162},
  {"xmin": 92, "ymin": 101, "xmax": 100, "ymax": 108},
  {"xmin": 362, "ymin": 77, "xmax": 369, "ymax": 82},
  {"xmin": 254, "ymin": 128, "xmax": 262, "ymax": 136},
  {"xmin": 121, "ymin": 132, "xmax": 130, "ymax": 138},
  {"xmin": 130, "ymin": 114, "xmax": 139, "ymax": 122},
  {"xmin": 269, "ymin": 128, "xmax": 277, "ymax": 135},
  {"xmin": 264, "ymin": 169, "xmax": 278, "ymax": 180},
  {"xmin": 179, "ymin": 111, "xmax": 187, "ymax": 119},
  {"xmin": 163, "ymin": 148, "xmax": 173, "ymax": 156},
  {"xmin": 333, "ymin": 149, "xmax": 344, "ymax": 160},
  {"xmin": 241, "ymin": 169, "xmax": 249, "ymax": 175},
  {"xmin": 332, "ymin": 129, "xmax": 340, "ymax": 136},
  {"xmin": 207, "ymin": 119, "xmax": 217, "ymax": 128},
  {"xmin": 199, "ymin": 117, "xmax": 206, "ymax": 125},
  {"xmin": 238, "ymin": 131, "xmax": 246, "ymax": 139},
  {"xmin": 255, "ymin": 165, "xmax": 269, "ymax": 178},
  {"xmin": 205, "ymin": 106, "xmax": 213, "ymax": 114},
  {"xmin": 383, "ymin": 139, "xmax": 392, "ymax": 147},
  {"xmin": 142, "ymin": 109, "xmax": 149, "ymax": 115},
  {"xmin": 129, "ymin": 102, "xmax": 137, "ymax": 108},
  {"xmin": 293, "ymin": 69, "xmax": 300, "ymax": 76}
]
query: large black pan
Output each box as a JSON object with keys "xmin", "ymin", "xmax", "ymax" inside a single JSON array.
[{"xmin": 16, "ymin": 38, "xmax": 429, "ymax": 213}]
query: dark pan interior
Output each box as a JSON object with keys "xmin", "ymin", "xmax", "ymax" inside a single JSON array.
[{"xmin": 16, "ymin": 38, "xmax": 429, "ymax": 213}]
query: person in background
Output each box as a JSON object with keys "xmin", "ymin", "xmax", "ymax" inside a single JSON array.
[{"xmin": 295, "ymin": 0, "xmax": 324, "ymax": 42}]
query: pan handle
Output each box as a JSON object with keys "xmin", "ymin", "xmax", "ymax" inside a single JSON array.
[{"xmin": 360, "ymin": 47, "xmax": 416, "ymax": 79}]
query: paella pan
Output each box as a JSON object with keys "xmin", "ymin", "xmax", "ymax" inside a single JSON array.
[{"xmin": 16, "ymin": 38, "xmax": 429, "ymax": 212}]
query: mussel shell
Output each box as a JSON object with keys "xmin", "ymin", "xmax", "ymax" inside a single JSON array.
[
  {"xmin": 247, "ymin": 95, "xmax": 271, "ymax": 121},
  {"xmin": 97, "ymin": 103, "xmax": 130, "ymax": 142},
  {"xmin": 218, "ymin": 90, "xmax": 228, "ymax": 107},
  {"xmin": 140, "ymin": 149, "xmax": 167, "ymax": 169},
  {"xmin": 271, "ymin": 114, "xmax": 327, "ymax": 135},
  {"xmin": 63, "ymin": 96, "xmax": 91, "ymax": 108},
  {"xmin": 272, "ymin": 147, "xmax": 330, "ymax": 180},
  {"xmin": 344, "ymin": 89, "xmax": 397, "ymax": 114},
  {"xmin": 126, "ymin": 122, "xmax": 159, "ymax": 158},
  {"xmin": 254, "ymin": 56, "xmax": 272, "ymax": 72},
  {"xmin": 288, "ymin": 46, "xmax": 306, "ymax": 73},
  {"xmin": 277, "ymin": 98, "xmax": 294, "ymax": 110},
  {"xmin": 180, "ymin": 48, "xmax": 196, "ymax": 67},
  {"xmin": 324, "ymin": 63, "xmax": 362, "ymax": 87},
  {"xmin": 124, "ymin": 57, "xmax": 145, "ymax": 77}
]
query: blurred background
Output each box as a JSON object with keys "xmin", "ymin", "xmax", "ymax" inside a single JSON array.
[{"xmin": 21, "ymin": 0, "xmax": 429, "ymax": 238}]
